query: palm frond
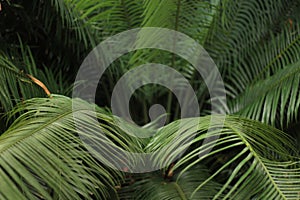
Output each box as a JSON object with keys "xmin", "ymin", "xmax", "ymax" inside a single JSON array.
[
  {"xmin": 142, "ymin": 0, "xmax": 217, "ymax": 42},
  {"xmin": 49, "ymin": 0, "xmax": 144, "ymax": 44},
  {"xmin": 229, "ymin": 60, "xmax": 300, "ymax": 128},
  {"xmin": 0, "ymin": 95, "xmax": 135, "ymax": 199},
  {"xmin": 90, "ymin": 0, "xmax": 143, "ymax": 37},
  {"xmin": 228, "ymin": 24, "xmax": 300, "ymax": 96},
  {"xmin": 0, "ymin": 53, "xmax": 44, "ymax": 113},
  {"xmin": 0, "ymin": 42, "xmax": 72, "ymax": 116},
  {"xmin": 205, "ymin": 0, "xmax": 298, "ymax": 74},
  {"xmin": 119, "ymin": 165, "xmax": 223, "ymax": 200},
  {"xmin": 146, "ymin": 116, "xmax": 300, "ymax": 199},
  {"xmin": 47, "ymin": 0, "xmax": 95, "ymax": 47},
  {"xmin": 119, "ymin": 0, "xmax": 222, "ymax": 121}
]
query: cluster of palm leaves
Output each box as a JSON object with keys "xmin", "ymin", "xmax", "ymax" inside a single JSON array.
[{"xmin": 0, "ymin": 0, "xmax": 300, "ymax": 199}]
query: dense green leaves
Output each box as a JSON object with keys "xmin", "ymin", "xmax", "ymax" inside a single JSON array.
[
  {"xmin": 119, "ymin": 165, "xmax": 223, "ymax": 200},
  {"xmin": 0, "ymin": 0, "xmax": 300, "ymax": 199},
  {"xmin": 0, "ymin": 53, "xmax": 43, "ymax": 113},
  {"xmin": 0, "ymin": 96, "xmax": 124, "ymax": 199},
  {"xmin": 144, "ymin": 116, "xmax": 300, "ymax": 199},
  {"xmin": 0, "ymin": 45, "xmax": 71, "ymax": 117},
  {"xmin": 1, "ymin": 97, "xmax": 299, "ymax": 199},
  {"xmin": 230, "ymin": 60, "xmax": 300, "ymax": 128}
]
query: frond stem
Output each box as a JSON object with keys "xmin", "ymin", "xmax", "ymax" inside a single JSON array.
[
  {"xmin": 27, "ymin": 74, "xmax": 52, "ymax": 98},
  {"xmin": 172, "ymin": 182, "xmax": 187, "ymax": 200}
]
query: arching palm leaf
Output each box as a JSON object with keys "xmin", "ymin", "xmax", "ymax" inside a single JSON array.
[
  {"xmin": 145, "ymin": 116, "xmax": 300, "ymax": 199},
  {"xmin": 205, "ymin": 0, "xmax": 298, "ymax": 73},
  {"xmin": 0, "ymin": 95, "xmax": 140, "ymax": 199},
  {"xmin": 228, "ymin": 24, "xmax": 300, "ymax": 96},
  {"xmin": 229, "ymin": 60, "xmax": 300, "ymax": 128},
  {"xmin": 119, "ymin": 165, "xmax": 223, "ymax": 200}
]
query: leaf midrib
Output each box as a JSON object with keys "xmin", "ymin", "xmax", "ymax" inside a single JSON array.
[
  {"xmin": 255, "ymin": 33, "xmax": 300, "ymax": 82},
  {"xmin": 172, "ymin": 181, "xmax": 187, "ymax": 200},
  {"xmin": 225, "ymin": 121, "xmax": 287, "ymax": 200},
  {"xmin": 0, "ymin": 107, "xmax": 85, "ymax": 154}
]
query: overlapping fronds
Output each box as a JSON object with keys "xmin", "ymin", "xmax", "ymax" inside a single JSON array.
[
  {"xmin": 228, "ymin": 24, "xmax": 300, "ymax": 96},
  {"xmin": 0, "ymin": 53, "xmax": 44, "ymax": 113},
  {"xmin": 142, "ymin": 0, "xmax": 218, "ymax": 42},
  {"xmin": 119, "ymin": 165, "xmax": 223, "ymax": 199},
  {"xmin": 0, "ymin": 43, "xmax": 71, "ymax": 115},
  {"xmin": 48, "ymin": 0, "xmax": 144, "ymax": 44},
  {"xmin": 229, "ymin": 60, "xmax": 300, "ymax": 128},
  {"xmin": 205, "ymin": 0, "xmax": 298, "ymax": 74},
  {"xmin": 0, "ymin": 95, "xmax": 132, "ymax": 199},
  {"xmin": 145, "ymin": 116, "xmax": 300, "ymax": 199},
  {"xmin": 1, "ymin": 0, "xmax": 300, "ymax": 199}
]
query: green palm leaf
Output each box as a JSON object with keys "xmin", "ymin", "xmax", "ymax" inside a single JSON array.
[
  {"xmin": 229, "ymin": 60, "xmax": 300, "ymax": 128},
  {"xmin": 206, "ymin": 0, "xmax": 298, "ymax": 74},
  {"xmin": 0, "ymin": 42, "xmax": 71, "ymax": 116},
  {"xmin": 119, "ymin": 165, "xmax": 223, "ymax": 200},
  {"xmin": 142, "ymin": 0, "xmax": 217, "ymax": 41},
  {"xmin": 1, "ymin": 0, "xmax": 299, "ymax": 199},
  {"xmin": 146, "ymin": 116, "xmax": 300, "ymax": 199},
  {"xmin": 0, "ymin": 53, "xmax": 43, "ymax": 113},
  {"xmin": 228, "ymin": 24, "xmax": 300, "ymax": 96},
  {"xmin": 48, "ymin": 0, "xmax": 144, "ymax": 45},
  {"xmin": 0, "ymin": 95, "xmax": 137, "ymax": 199}
]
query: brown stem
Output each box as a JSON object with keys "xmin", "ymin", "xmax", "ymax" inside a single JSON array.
[{"xmin": 27, "ymin": 74, "xmax": 52, "ymax": 98}]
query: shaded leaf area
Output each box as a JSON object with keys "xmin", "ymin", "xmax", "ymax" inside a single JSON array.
[
  {"xmin": 0, "ymin": 0, "xmax": 86, "ymax": 75},
  {"xmin": 212, "ymin": 1, "xmax": 300, "ymax": 126},
  {"xmin": 206, "ymin": 0, "xmax": 299, "ymax": 75},
  {"xmin": 0, "ymin": 43, "xmax": 72, "ymax": 132},
  {"xmin": 119, "ymin": 165, "xmax": 223, "ymax": 200},
  {"xmin": 206, "ymin": 1, "xmax": 300, "ymax": 129},
  {"xmin": 0, "ymin": 0, "xmax": 144, "ymax": 78},
  {"xmin": 228, "ymin": 24, "xmax": 300, "ymax": 94},
  {"xmin": 0, "ymin": 53, "xmax": 42, "ymax": 114}
]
